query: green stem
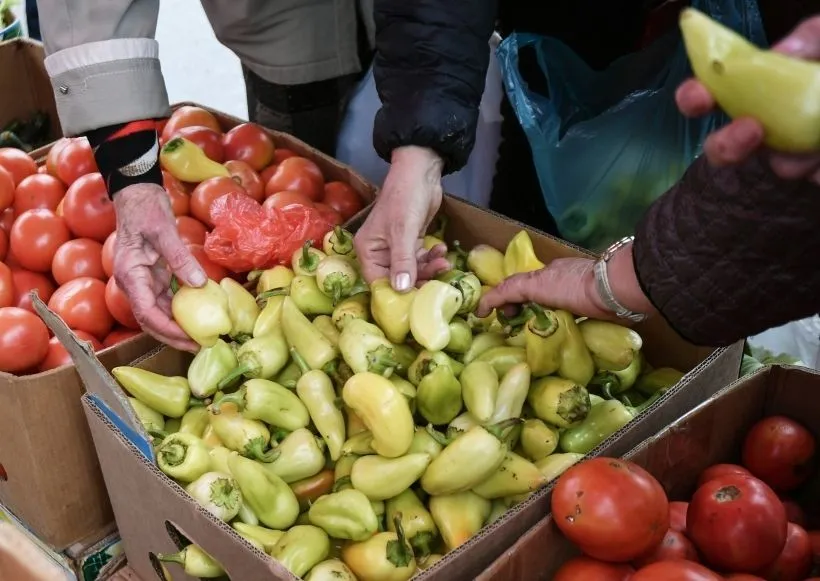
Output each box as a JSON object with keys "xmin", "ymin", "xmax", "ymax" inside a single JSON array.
[
  {"xmin": 211, "ymin": 388, "xmax": 247, "ymax": 414},
  {"xmin": 149, "ymin": 429, "xmax": 169, "ymax": 442},
  {"xmin": 290, "ymin": 348, "xmax": 312, "ymax": 374},
  {"xmin": 169, "ymin": 276, "xmax": 181, "ymax": 295},
  {"xmin": 451, "ymin": 240, "xmax": 468, "ymax": 259},
  {"xmin": 188, "ymin": 398, "xmax": 207, "ymax": 408},
  {"xmin": 156, "ymin": 550, "xmax": 184, "ymax": 566},
  {"xmin": 246, "ymin": 270, "xmax": 262, "ymax": 283},
  {"xmin": 367, "ymin": 346, "xmax": 399, "ymax": 375},
  {"xmin": 485, "ymin": 418, "xmax": 524, "ymax": 441},
  {"xmin": 527, "ymin": 304, "xmax": 558, "ymax": 337},
  {"xmin": 332, "ymin": 476, "xmax": 352, "ymax": 493},
  {"xmin": 386, "ymin": 513, "xmax": 414, "ymax": 568},
  {"xmin": 300, "ymin": 240, "xmax": 319, "ymax": 273},
  {"xmin": 348, "ymin": 278, "xmax": 370, "ymax": 297},
  {"xmin": 158, "ymin": 441, "xmax": 187, "ymax": 466},
  {"xmin": 217, "ymin": 364, "xmax": 252, "ymax": 390},
  {"xmin": 631, "ymin": 388, "xmax": 668, "ymax": 415},
  {"xmin": 411, "ymin": 532, "xmax": 436, "ymax": 558},
  {"xmin": 425, "ymin": 424, "xmax": 451, "ymax": 447},
  {"xmin": 255, "ymin": 287, "xmax": 289, "ymax": 307},
  {"xmin": 430, "ymin": 214, "xmax": 448, "ymax": 240},
  {"xmin": 244, "ymin": 438, "xmax": 280, "ymax": 463},
  {"xmin": 331, "ymin": 226, "xmax": 354, "ymax": 255}
]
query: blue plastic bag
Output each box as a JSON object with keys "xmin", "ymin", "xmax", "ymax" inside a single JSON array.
[{"xmin": 497, "ymin": 0, "xmax": 767, "ymax": 250}]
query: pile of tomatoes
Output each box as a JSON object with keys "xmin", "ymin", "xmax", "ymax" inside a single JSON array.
[{"xmin": 551, "ymin": 415, "xmax": 819, "ymax": 581}]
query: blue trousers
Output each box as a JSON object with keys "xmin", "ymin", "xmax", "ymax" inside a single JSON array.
[{"xmin": 26, "ymin": 0, "xmax": 40, "ymax": 40}]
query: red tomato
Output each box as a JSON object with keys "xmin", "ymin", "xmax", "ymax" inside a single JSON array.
[
  {"xmin": 0, "ymin": 166, "xmax": 14, "ymax": 212},
  {"xmin": 0, "ymin": 307, "xmax": 50, "ymax": 372},
  {"xmin": 46, "ymin": 138, "xmax": 71, "ymax": 178},
  {"xmin": 697, "ymin": 463, "xmax": 752, "ymax": 488},
  {"xmin": 102, "ymin": 327, "xmax": 142, "ymax": 348},
  {"xmin": 263, "ymin": 190, "xmax": 315, "ymax": 211},
  {"xmin": 314, "ymin": 202, "xmax": 344, "ymax": 226},
  {"xmin": 104, "ymin": 277, "xmax": 139, "ymax": 329},
  {"xmin": 176, "ymin": 216, "xmax": 208, "ymax": 246},
  {"xmin": 781, "ymin": 499, "xmax": 806, "ymax": 526},
  {"xmin": 688, "ymin": 474, "xmax": 787, "ymax": 572},
  {"xmin": 161, "ymin": 106, "xmax": 222, "ymax": 142},
  {"xmin": 0, "ymin": 263, "xmax": 13, "ymax": 308},
  {"xmin": 4, "ymin": 246, "xmax": 20, "ymax": 269},
  {"xmin": 322, "ymin": 181, "xmax": 364, "ymax": 220},
  {"xmin": 260, "ymin": 163, "xmax": 278, "ymax": 184},
  {"xmin": 225, "ymin": 160, "xmax": 264, "ymax": 202},
  {"xmin": 742, "ymin": 416, "xmax": 816, "ymax": 492},
  {"xmin": 52, "ymin": 239, "xmax": 106, "ymax": 285},
  {"xmin": 163, "ymin": 170, "xmax": 191, "ymax": 216},
  {"xmin": 669, "ymin": 502, "xmax": 689, "ymax": 534},
  {"xmin": 11, "ymin": 269, "xmax": 55, "ymax": 312},
  {"xmin": 634, "ymin": 530, "xmax": 699, "ymax": 568},
  {"xmin": 187, "ymin": 245, "xmax": 228, "ymax": 281},
  {"xmin": 553, "ymin": 557, "xmax": 634, "ymax": 581},
  {"xmin": 38, "ymin": 330, "xmax": 102, "ymax": 372},
  {"xmin": 10, "ymin": 209, "xmax": 72, "ymax": 272},
  {"xmin": 725, "ymin": 576, "xmax": 766, "ymax": 581},
  {"xmin": 13, "ymin": 173, "xmax": 66, "ymax": 215},
  {"xmin": 809, "ymin": 530, "xmax": 820, "ymax": 564},
  {"xmin": 0, "ymin": 208, "xmax": 14, "ymax": 233},
  {"xmin": 101, "ymin": 232, "xmax": 116, "ymax": 279},
  {"xmin": 551, "ymin": 458, "xmax": 669, "ymax": 562},
  {"xmin": 264, "ymin": 157, "xmax": 324, "ymax": 200},
  {"xmin": 222, "ymin": 123, "xmax": 275, "ymax": 171},
  {"xmin": 55, "ymin": 138, "xmax": 99, "ymax": 186},
  {"xmin": 0, "ymin": 148, "xmax": 37, "ymax": 185},
  {"xmin": 48, "ymin": 277, "xmax": 114, "ymax": 340},
  {"xmin": 272, "ymin": 148, "xmax": 297, "ymax": 164},
  {"xmin": 631, "ymin": 561, "xmax": 722, "ymax": 581},
  {"xmin": 756, "ymin": 522, "xmax": 812, "ymax": 581},
  {"xmin": 38, "ymin": 165, "xmax": 49, "ymax": 174},
  {"xmin": 190, "ymin": 176, "xmax": 246, "ymax": 227},
  {"xmin": 0, "ymin": 229, "xmax": 7, "ymax": 263},
  {"xmin": 62, "ymin": 173, "xmax": 116, "ymax": 242},
  {"xmin": 173, "ymin": 125, "xmax": 225, "ymax": 163}
]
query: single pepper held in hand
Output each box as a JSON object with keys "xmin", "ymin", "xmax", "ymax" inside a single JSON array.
[
  {"xmin": 113, "ymin": 366, "xmax": 191, "ymax": 419},
  {"xmin": 466, "ymin": 244, "xmax": 505, "ymax": 287},
  {"xmin": 292, "ymin": 348, "xmax": 346, "ymax": 461},
  {"xmin": 342, "ymin": 514, "xmax": 418, "ymax": 581},
  {"xmin": 503, "ymin": 230, "xmax": 545, "ymax": 277},
  {"xmin": 437, "ymin": 269, "xmax": 482, "ymax": 315},
  {"xmin": 228, "ymin": 453, "xmax": 300, "ymax": 530},
  {"xmin": 370, "ymin": 277, "xmax": 416, "ymax": 344},
  {"xmin": 308, "ymin": 488, "xmax": 380, "ymax": 541},
  {"xmin": 171, "ymin": 279, "xmax": 233, "ymax": 348},
  {"xmin": 523, "ymin": 305, "xmax": 566, "ymax": 378}
]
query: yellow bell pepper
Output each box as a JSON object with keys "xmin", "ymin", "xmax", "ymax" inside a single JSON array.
[
  {"xmin": 503, "ymin": 231, "xmax": 545, "ymax": 277},
  {"xmin": 342, "ymin": 372, "xmax": 414, "ymax": 458},
  {"xmin": 370, "ymin": 278, "xmax": 416, "ymax": 344},
  {"xmin": 171, "ymin": 279, "xmax": 232, "ymax": 348},
  {"xmin": 160, "ymin": 137, "xmax": 230, "ymax": 182}
]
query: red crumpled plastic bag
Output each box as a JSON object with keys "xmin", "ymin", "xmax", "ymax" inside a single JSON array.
[{"xmin": 204, "ymin": 192, "xmax": 337, "ymax": 272}]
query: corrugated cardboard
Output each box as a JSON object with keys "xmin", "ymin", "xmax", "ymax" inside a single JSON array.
[
  {"xmin": 481, "ymin": 364, "xmax": 820, "ymax": 580},
  {"xmin": 55, "ymin": 192, "xmax": 743, "ymax": 581},
  {"xmin": 0, "ymin": 39, "xmax": 61, "ymax": 144}
]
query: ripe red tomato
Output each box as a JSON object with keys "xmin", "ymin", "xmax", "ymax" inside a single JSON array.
[
  {"xmin": 190, "ymin": 176, "xmax": 246, "ymax": 227},
  {"xmin": 13, "ymin": 174, "xmax": 66, "ymax": 215},
  {"xmin": 724, "ymin": 575, "xmax": 766, "ymax": 580},
  {"xmin": 688, "ymin": 474, "xmax": 787, "ymax": 572},
  {"xmin": 173, "ymin": 125, "xmax": 225, "ymax": 162},
  {"xmin": 225, "ymin": 160, "xmax": 264, "ymax": 202},
  {"xmin": 56, "ymin": 138, "xmax": 99, "ymax": 186},
  {"xmin": 553, "ymin": 557, "xmax": 634, "ymax": 581},
  {"xmin": 0, "ymin": 148, "xmax": 37, "ymax": 185},
  {"xmin": 11, "ymin": 269, "xmax": 55, "ymax": 312},
  {"xmin": 163, "ymin": 170, "xmax": 191, "ymax": 216},
  {"xmin": 0, "ymin": 208, "xmax": 14, "ymax": 233},
  {"xmin": 551, "ymin": 458, "xmax": 669, "ymax": 562},
  {"xmin": 10, "ymin": 209, "xmax": 72, "ymax": 272},
  {"xmin": 322, "ymin": 181, "xmax": 364, "ymax": 220},
  {"xmin": 176, "ymin": 216, "xmax": 208, "ymax": 246},
  {"xmin": 48, "ymin": 277, "xmax": 114, "ymax": 340},
  {"xmin": 101, "ymin": 232, "xmax": 116, "ymax": 279},
  {"xmin": 263, "ymin": 190, "xmax": 315, "ymax": 211},
  {"xmin": 757, "ymin": 522, "xmax": 812, "ymax": 581},
  {"xmin": 0, "ymin": 307, "xmax": 50, "ymax": 372},
  {"xmin": 634, "ymin": 530, "xmax": 699, "ymax": 568},
  {"xmin": 38, "ymin": 330, "xmax": 102, "ymax": 372},
  {"xmin": 669, "ymin": 502, "xmax": 688, "ymax": 534},
  {"xmin": 697, "ymin": 463, "xmax": 752, "ymax": 488},
  {"xmin": 631, "ymin": 561, "xmax": 722, "ymax": 581},
  {"xmin": 808, "ymin": 530, "xmax": 820, "ymax": 563},
  {"xmin": 742, "ymin": 416, "xmax": 816, "ymax": 492},
  {"xmin": 0, "ymin": 229, "xmax": 8, "ymax": 263},
  {"xmin": 46, "ymin": 138, "xmax": 71, "ymax": 178},
  {"xmin": 62, "ymin": 173, "xmax": 116, "ymax": 242},
  {"xmin": 104, "ymin": 277, "xmax": 139, "ymax": 329},
  {"xmin": 187, "ymin": 244, "xmax": 228, "ymax": 281},
  {"xmin": 0, "ymin": 263, "xmax": 13, "ymax": 308},
  {"xmin": 222, "ymin": 123, "xmax": 275, "ymax": 171},
  {"xmin": 781, "ymin": 499, "xmax": 806, "ymax": 526},
  {"xmin": 264, "ymin": 157, "xmax": 324, "ymax": 200},
  {"xmin": 161, "ymin": 106, "xmax": 222, "ymax": 142},
  {"xmin": 0, "ymin": 166, "xmax": 14, "ymax": 212},
  {"xmin": 260, "ymin": 164, "xmax": 278, "ymax": 184},
  {"xmin": 102, "ymin": 327, "xmax": 142, "ymax": 348},
  {"xmin": 314, "ymin": 202, "xmax": 344, "ymax": 226},
  {"xmin": 52, "ymin": 238, "xmax": 105, "ymax": 285},
  {"xmin": 272, "ymin": 148, "xmax": 297, "ymax": 164}
]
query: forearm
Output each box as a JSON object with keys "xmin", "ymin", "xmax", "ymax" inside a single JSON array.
[{"xmin": 372, "ymin": 0, "xmax": 497, "ymax": 175}]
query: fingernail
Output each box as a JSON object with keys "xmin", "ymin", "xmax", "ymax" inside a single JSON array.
[
  {"xmin": 393, "ymin": 272, "xmax": 411, "ymax": 292},
  {"xmin": 190, "ymin": 271, "xmax": 207, "ymax": 286},
  {"xmin": 777, "ymin": 37, "xmax": 805, "ymax": 54}
]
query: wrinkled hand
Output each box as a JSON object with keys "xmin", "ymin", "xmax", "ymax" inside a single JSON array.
[
  {"xmin": 676, "ymin": 16, "xmax": 820, "ymax": 182},
  {"xmin": 113, "ymin": 183, "xmax": 207, "ymax": 352},
  {"xmin": 355, "ymin": 146, "xmax": 451, "ymax": 291}
]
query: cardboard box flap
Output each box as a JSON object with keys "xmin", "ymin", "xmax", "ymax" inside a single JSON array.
[
  {"xmin": 31, "ymin": 292, "xmax": 153, "ymax": 460},
  {"xmin": 83, "ymin": 397, "xmax": 298, "ymax": 581}
]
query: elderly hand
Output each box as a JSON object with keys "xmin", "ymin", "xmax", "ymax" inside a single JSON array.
[
  {"xmin": 113, "ymin": 183, "xmax": 206, "ymax": 352},
  {"xmin": 354, "ymin": 146, "xmax": 451, "ymax": 291},
  {"xmin": 676, "ymin": 16, "xmax": 820, "ymax": 182}
]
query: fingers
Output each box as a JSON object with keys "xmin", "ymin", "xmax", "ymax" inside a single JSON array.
[
  {"xmin": 768, "ymin": 153, "xmax": 820, "ymax": 181},
  {"xmin": 388, "ymin": 222, "xmax": 419, "ymax": 292},
  {"xmin": 149, "ymin": 226, "xmax": 207, "ymax": 287},
  {"xmin": 675, "ymin": 79, "xmax": 715, "ymax": 118},
  {"xmin": 702, "ymin": 118, "xmax": 765, "ymax": 167},
  {"xmin": 773, "ymin": 16, "xmax": 820, "ymax": 59},
  {"xmin": 477, "ymin": 271, "xmax": 540, "ymax": 316}
]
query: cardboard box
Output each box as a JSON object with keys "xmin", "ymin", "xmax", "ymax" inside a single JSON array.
[
  {"xmin": 0, "ymin": 39, "xmax": 62, "ymax": 147},
  {"xmin": 53, "ymin": 193, "xmax": 743, "ymax": 581},
  {"xmin": 480, "ymin": 364, "xmax": 820, "ymax": 580}
]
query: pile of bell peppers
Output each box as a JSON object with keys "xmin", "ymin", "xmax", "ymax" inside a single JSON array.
[{"xmin": 114, "ymin": 223, "xmax": 684, "ymax": 580}]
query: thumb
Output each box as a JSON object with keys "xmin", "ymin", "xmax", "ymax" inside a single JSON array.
[
  {"xmin": 477, "ymin": 272, "xmax": 539, "ymax": 315},
  {"xmin": 152, "ymin": 227, "xmax": 208, "ymax": 287},
  {"xmin": 774, "ymin": 16, "xmax": 820, "ymax": 59},
  {"xmin": 388, "ymin": 224, "xmax": 419, "ymax": 292}
]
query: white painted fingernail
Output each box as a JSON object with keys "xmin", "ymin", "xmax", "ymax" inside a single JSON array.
[
  {"xmin": 394, "ymin": 272, "xmax": 411, "ymax": 292},
  {"xmin": 190, "ymin": 271, "xmax": 207, "ymax": 286}
]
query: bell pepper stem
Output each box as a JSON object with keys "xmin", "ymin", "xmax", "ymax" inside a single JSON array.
[
  {"xmin": 386, "ymin": 513, "xmax": 414, "ymax": 568},
  {"xmin": 156, "ymin": 550, "xmax": 184, "ymax": 566},
  {"xmin": 211, "ymin": 388, "xmax": 247, "ymax": 414},
  {"xmin": 332, "ymin": 476, "xmax": 352, "ymax": 493},
  {"xmin": 149, "ymin": 429, "xmax": 169, "ymax": 442},
  {"xmin": 271, "ymin": 428, "xmax": 290, "ymax": 443},
  {"xmin": 326, "ymin": 278, "xmax": 344, "ymax": 305},
  {"xmin": 591, "ymin": 371, "xmax": 621, "ymax": 400},
  {"xmin": 499, "ymin": 306, "xmax": 535, "ymax": 331},
  {"xmin": 367, "ymin": 345, "xmax": 399, "ymax": 376},
  {"xmin": 290, "ymin": 348, "xmax": 312, "ymax": 374},
  {"xmin": 169, "ymin": 276, "xmax": 181, "ymax": 295},
  {"xmin": 247, "ymin": 270, "xmax": 262, "ymax": 283},
  {"xmin": 331, "ymin": 226, "xmax": 354, "ymax": 254},
  {"xmin": 244, "ymin": 437, "xmax": 280, "ymax": 463},
  {"xmin": 188, "ymin": 398, "xmax": 207, "ymax": 408},
  {"xmin": 255, "ymin": 287, "xmax": 289, "ymax": 307},
  {"xmin": 217, "ymin": 365, "xmax": 253, "ymax": 390},
  {"xmin": 300, "ymin": 240, "xmax": 319, "ymax": 272},
  {"xmin": 631, "ymin": 388, "xmax": 668, "ymax": 415},
  {"xmin": 527, "ymin": 304, "xmax": 559, "ymax": 337},
  {"xmin": 485, "ymin": 418, "xmax": 524, "ymax": 441},
  {"xmin": 412, "ymin": 532, "xmax": 436, "ymax": 558},
  {"xmin": 430, "ymin": 214, "xmax": 448, "ymax": 240},
  {"xmin": 425, "ymin": 424, "xmax": 451, "ymax": 447},
  {"xmin": 348, "ymin": 277, "xmax": 370, "ymax": 297},
  {"xmin": 158, "ymin": 439, "xmax": 188, "ymax": 466},
  {"xmin": 233, "ymin": 333, "xmax": 253, "ymax": 344},
  {"xmin": 451, "ymin": 240, "xmax": 468, "ymax": 259}
]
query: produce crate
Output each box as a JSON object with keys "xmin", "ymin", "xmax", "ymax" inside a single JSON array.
[
  {"xmin": 480, "ymin": 363, "xmax": 820, "ymax": 580},
  {"xmin": 47, "ymin": 194, "xmax": 743, "ymax": 581}
]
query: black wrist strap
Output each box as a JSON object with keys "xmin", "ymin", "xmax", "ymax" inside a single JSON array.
[{"xmin": 86, "ymin": 120, "xmax": 163, "ymax": 198}]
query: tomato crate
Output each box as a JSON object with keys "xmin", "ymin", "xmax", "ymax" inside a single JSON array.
[{"xmin": 482, "ymin": 364, "xmax": 820, "ymax": 580}]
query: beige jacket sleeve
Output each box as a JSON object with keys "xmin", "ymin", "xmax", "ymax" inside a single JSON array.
[{"xmin": 37, "ymin": 0, "xmax": 171, "ymax": 136}]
